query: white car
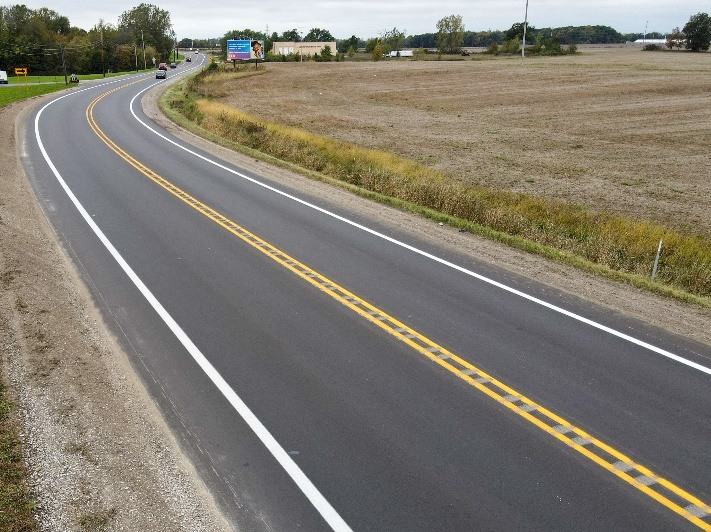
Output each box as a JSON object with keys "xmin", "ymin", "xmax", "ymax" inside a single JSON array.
[{"xmin": 0, "ymin": 70, "xmax": 7, "ymax": 84}]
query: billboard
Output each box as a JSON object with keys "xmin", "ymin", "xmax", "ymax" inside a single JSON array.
[{"xmin": 227, "ymin": 39, "xmax": 264, "ymax": 60}]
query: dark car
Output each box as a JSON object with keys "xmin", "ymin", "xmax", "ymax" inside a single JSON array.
[
  {"xmin": 158, "ymin": 62, "xmax": 167, "ymax": 71},
  {"xmin": 155, "ymin": 69, "xmax": 167, "ymax": 79},
  {"xmin": 170, "ymin": 62, "xmax": 177, "ymax": 69},
  {"xmin": 186, "ymin": 56, "xmax": 191, "ymax": 62}
]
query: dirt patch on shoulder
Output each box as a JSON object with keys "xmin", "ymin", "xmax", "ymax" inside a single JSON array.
[{"xmin": 0, "ymin": 97, "xmax": 227, "ymax": 529}]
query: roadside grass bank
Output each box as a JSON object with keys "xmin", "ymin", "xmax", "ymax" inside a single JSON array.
[
  {"xmin": 0, "ymin": 69, "xmax": 159, "ymax": 107},
  {"xmin": 6, "ymin": 70, "xmax": 155, "ymax": 85},
  {"xmin": 0, "ymin": 381, "xmax": 36, "ymax": 531},
  {"xmin": 1, "ymin": 69, "xmax": 160, "ymax": 109},
  {"xmin": 0, "ymin": 84, "xmax": 68, "ymax": 108},
  {"xmin": 160, "ymin": 69, "xmax": 710, "ymax": 306}
]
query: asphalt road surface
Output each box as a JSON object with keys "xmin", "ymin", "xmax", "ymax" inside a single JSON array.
[{"xmin": 21, "ymin": 56, "xmax": 711, "ymax": 531}]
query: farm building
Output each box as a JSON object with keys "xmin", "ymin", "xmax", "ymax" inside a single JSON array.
[{"xmin": 271, "ymin": 41, "xmax": 337, "ymax": 57}]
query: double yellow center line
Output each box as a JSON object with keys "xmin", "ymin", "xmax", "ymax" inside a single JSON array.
[{"xmin": 87, "ymin": 83, "xmax": 711, "ymax": 530}]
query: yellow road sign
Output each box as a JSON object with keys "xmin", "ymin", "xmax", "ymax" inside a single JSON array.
[{"xmin": 14, "ymin": 67, "xmax": 27, "ymax": 75}]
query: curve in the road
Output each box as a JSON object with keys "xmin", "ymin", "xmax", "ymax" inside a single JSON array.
[
  {"xmin": 77, "ymin": 81, "xmax": 711, "ymax": 530},
  {"xmin": 130, "ymin": 81, "xmax": 711, "ymax": 378}
]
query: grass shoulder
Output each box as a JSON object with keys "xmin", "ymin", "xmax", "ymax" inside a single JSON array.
[
  {"xmin": 0, "ymin": 84, "xmax": 68, "ymax": 108},
  {"xmin": 0, "ymin": 381, "xmax": 37, "ymax": 531},
  {"xmin": 159, "ymin": 66, "xmax": 710, "ymax": 307},
  {"xmin": 1, "ymin": 69, "xmax": 157, "ymax": 109}
]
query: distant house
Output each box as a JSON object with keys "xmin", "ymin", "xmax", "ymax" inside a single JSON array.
[
  {"xmin": 271, "ymin": 41, "xmax": 337, "ymax": 57},
  {"xmin": 633, "ymin": 38, "xmax": 667, "ymax": 44}
]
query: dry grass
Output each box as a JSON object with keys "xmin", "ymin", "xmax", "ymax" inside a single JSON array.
[
  {"xmin": 165, "ymin": 49, "xmax": 711, "ymax": 299},
  {"xmin": 212, "ymin": 47, "xmax": 711, "ymax": 238}
]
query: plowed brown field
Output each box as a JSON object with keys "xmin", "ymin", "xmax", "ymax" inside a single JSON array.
[{"xmin": 207, "ymin": 46, "xmax": 711, "ymax": 237}]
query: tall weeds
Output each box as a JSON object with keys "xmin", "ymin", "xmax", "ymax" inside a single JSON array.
[{"xmin": 166, "ymin": 73, "xmax": 710, "ymax": 299}]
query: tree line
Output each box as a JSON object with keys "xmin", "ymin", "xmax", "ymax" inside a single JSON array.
[
  {"xmin": 217, "ymin": 17, "xmax": 708, "ymax": 62},
  {"xmin": 3, "ymin": 3, "xmax": 709, "ymax": 76},
  {"xmin": 0, "ymin": 3, "xmax": 176, "ymax": 76},
  {"xmin": 405, "ymin": 24, "xmax": 660, "ymax": 49}
]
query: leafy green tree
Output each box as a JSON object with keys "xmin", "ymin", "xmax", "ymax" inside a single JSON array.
[
  {"xmin": 281, "ymin": 28, "xmax": 300, "ymax": 42},
  {"xmin": 683, "ymin": 12, "xmax": 711, "ymax": 51},
  {"xmin": 34, "ymin": 8, "xmax": 70, "ymax": 35},
  {"xmin": 338, "ymin": 34, "xmax": 360, "ymax": 53},
  {"xmin": 365, "ymin": 37, "xmax": 381, "ymax": 53},
  {"xmin": 320, "ymin": 45, "xmax": 333, "ymax": 61},
  {"xmin": 502, "ymin": 38, "xmax": 520, "ymax": 54},
  {"xmin": 117, "ymin": 3, "xmax": 173, "ymax": 59},
  {"xmin": 406, "ymin": 33, "xmax": 436, "ymax": 48},
  {"xmin": 2, "ymin": 4, "xmax": 33, "ymax": 36},
  {"xmin": 506, "ymin": 22, "xmax": 524, "ymax": 40},
  {"xmin": 114, "ymin": 43, "xmax": 135, "ymax": 72},
  {"xmin": 505, "ymin": 22, "xmax": 536, "ymax": 42},
  {"xmin": 381, "ymin": 27, "xmax": 405, "ymax": 53},
  {"xmin": 372, "ymin": 42, "xmax": 384, "ymax": 60},
  {"xmin": 436, "ymin": 15, "xmax": 465, "ymax": 54},
  {"xmin": 666, "ymin": 27, "xmax": 685, "ymax": 50},
  {"xmin": 304, "ymin": 27, "xmax": 334, "ymax": 42}
]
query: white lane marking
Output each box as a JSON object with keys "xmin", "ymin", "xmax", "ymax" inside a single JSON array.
[
  {"xmin": 128, "ymin": 85, "xmax": 711, "ymax": 377},
  {"xmin": 34, "ymin": 70, "xmax": 353, "ymax": 532}
]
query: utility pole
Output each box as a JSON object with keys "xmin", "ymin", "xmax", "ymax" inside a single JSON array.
[
  {"xmin": 61, "ymin": 43, "xmax": 67, "ymax": 85},
  {"xmin": 134, "ymin": 44, "xmax": 138, "ymax": 72},
  {"xmin": 521, "ymin": 0, "xmax": 529, "ymax": 62},
  {"xmin": 141, "ymin": 30, "xmax": 146, "ymax": 70}
]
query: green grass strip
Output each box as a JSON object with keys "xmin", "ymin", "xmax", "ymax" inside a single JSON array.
[
  {"xmin": 0, "ymin": 382, "xmax": 36, "ymax": 531},
  {"xmin": 0, "ymin": 84, "xmax": 69, "ymax": 108},
  {"xmin": 1, "ymin": 68, "xmax": 164, "ymax": 109}
]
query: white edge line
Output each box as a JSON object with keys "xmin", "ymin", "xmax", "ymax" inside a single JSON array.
[
  {"xmin": 128, "ymin": 82, "xmax": 711, "ymax": 377},
  {"xmin": 34, "ymin": 63, "xmax": 353, "ymax": 532}
]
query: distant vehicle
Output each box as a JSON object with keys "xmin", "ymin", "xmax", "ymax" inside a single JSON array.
[
  {"xmin": 186, "ymin": 56, "xmax": 191, "ymax": 62},
  {"xmin": 170, "ymin": 62, "xmax": 177, "ymax": 69},
  {"xmin": 158, "ymin": 63, "xmax": 167, "ymax": 71},
  {"xmin": 155, "ymin": 69, "xmax": 167, "ymax": 79},
  {"xmin": 388, "ymin": 50, "xmax": 413, "ymax": 58},
  {"xmin": 0, "ymin": 70, "xmax": 7, "ymax": 84},
  {"xmin": 194, "ymin": 49, "xmax": 199, "ymax": 54}
]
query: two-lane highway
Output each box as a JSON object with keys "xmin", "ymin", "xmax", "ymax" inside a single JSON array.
[{"xmin": 21, "ymin": 56, "xmax": 711, "ymax": 530}]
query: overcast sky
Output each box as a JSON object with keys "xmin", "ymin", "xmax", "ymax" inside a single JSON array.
[{"xmin": 19, "ymin": 0, "xmax": 710, "ymax": 39}]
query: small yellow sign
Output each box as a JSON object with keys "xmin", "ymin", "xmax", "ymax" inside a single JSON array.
[{"xmin": 14, "ymin": 67, "xmax": 27, "ymax": 75}]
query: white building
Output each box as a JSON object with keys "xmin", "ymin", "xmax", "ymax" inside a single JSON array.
[{"xmin": 271, "ymin": 41, "xmax": 337, "ymax": 57}]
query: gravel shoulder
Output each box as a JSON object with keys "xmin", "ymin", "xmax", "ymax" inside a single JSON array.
[
  {"xmin": 0, "ymin": 95, "xmax": 227, "ymax": 529},
  {"xmin": 0, "ymin": 72, "xmax": 708, "ymax": 530}
]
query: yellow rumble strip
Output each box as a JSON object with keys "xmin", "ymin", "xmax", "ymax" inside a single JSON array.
[{"xmin": 86, "ymin": 83, "xmax": 711, "ymax": 531}]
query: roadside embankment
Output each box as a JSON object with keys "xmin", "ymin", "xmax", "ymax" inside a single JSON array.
[
  {"xmin": 160, "ymin": 65, "xmax": 710, "ymax": 306},
  {"xmin": 1, "ymin": 89, "xmax": 226, "ymax": 530}
]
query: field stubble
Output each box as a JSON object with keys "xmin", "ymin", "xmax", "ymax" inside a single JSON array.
[
  {"xmin": 179, "ymin": 48, "xmax": 710, "ymax": 297},
  {"xmin": 212, "ymin": 48, "xmax": 710, "ymax": 238}
]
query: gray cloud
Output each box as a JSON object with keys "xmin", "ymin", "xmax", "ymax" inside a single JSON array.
[{"xmin": 20, "ymin": 0, "xmax": 709, "ymax": 39}]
